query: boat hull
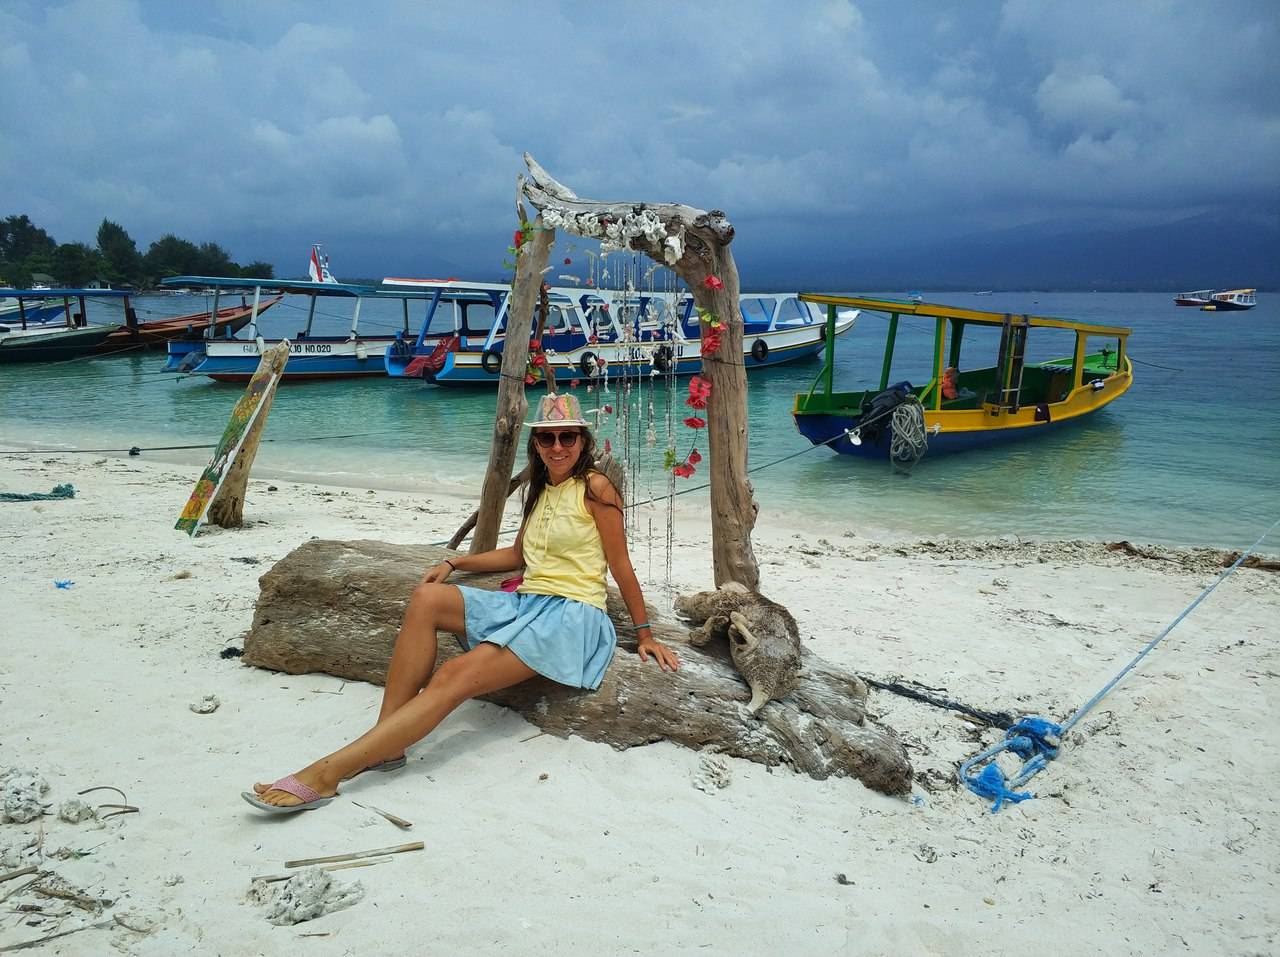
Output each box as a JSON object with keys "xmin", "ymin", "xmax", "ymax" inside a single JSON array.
[
  {"xmin": 413, "ymin": 316, "xmax": 854, "ymax": 386},
  {"xmin": 189, "ymin": 335, "xmax": 404, "ymax": 382},
  {"xmin": 0, "ymin": 324, "xmax": 116, "ymax": 363},
  {"xmin": 0, "ymin": 301, "xmax": 68, "ymax": 325},
  {"xmin": 794, "ymin": 363, "xmax": 1133, "ymax": 460}
]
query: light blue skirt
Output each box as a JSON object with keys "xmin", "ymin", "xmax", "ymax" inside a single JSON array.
[{"xmin": 454, "ymin": 586, "xmax": 617, "ymax": 690}]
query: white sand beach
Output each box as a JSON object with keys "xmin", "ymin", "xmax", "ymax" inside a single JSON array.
[{"xmin": 1, "ymin": 448, "xmax": 1277, "ymax": 955}]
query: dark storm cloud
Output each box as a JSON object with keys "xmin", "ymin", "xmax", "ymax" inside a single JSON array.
[{"xmin": 0, "ymin": 0, "xmax": 1275, "ymax": 277}]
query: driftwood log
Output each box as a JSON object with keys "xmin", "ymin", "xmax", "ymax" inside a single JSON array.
[{"xmin": 242, "ymin": 541, "xmax": 912, "ymax": 796}]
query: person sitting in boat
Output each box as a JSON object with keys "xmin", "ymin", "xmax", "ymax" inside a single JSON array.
[
  {"xmin": 244, "ymin": 392, "xmax": 679, "ymax": 813},
  {"xmin": 941, "ymin": 366, "xmax": 974, "ymax": 403}
]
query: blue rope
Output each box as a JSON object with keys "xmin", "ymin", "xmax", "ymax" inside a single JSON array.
[
  {"xmin": 961, "ymin": 515, "xmax": 1280, "ymax": 812},
  {"xmin": 0, "ymin": 483, "xmax": 75, "ymax": 502}
]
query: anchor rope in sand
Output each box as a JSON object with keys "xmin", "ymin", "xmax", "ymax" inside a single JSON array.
[
  {"xmin": 960, "ymin": 513, "xmax": 1280, "ymax": 812},
  {"xmin": 0, "ymin": 483, "xmax": 75, "ymax": 502}
]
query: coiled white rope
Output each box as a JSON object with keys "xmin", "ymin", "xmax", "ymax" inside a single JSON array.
[{"xmin": 890, "ymin": 396, "xmax": 928, "ymax": 467}]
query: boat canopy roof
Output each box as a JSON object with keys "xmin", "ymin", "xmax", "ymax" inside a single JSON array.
[
  {"xmin": 0, "ymin": 287, "xmax": 133, "ymax": 299},
  {"xmin": 382, "ymin": 278, "xmax": 512, "ymax": 293},
  {"xmin": 161, "ymin": 276, "xmax": 374, "ymax": 297},
  {"xmin": 798, "ymin": 294, "xmax": 1131, "ymax": 337}
]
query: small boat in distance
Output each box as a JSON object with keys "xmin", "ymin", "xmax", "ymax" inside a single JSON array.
[
  {"xmin": 1174, "ymin": 289, "xmax": 1215, "ymax": 307},
  {"xmin": 793, "ymin": 295, "xmax": 1133, "ymax": 462},
  {"xmin": 974, "ymin": 290, "xmax": 994, "ymax": 296},
  {"xmin": 1201, "ymin": 288, "xmax": 1256, "ymax": 312}
]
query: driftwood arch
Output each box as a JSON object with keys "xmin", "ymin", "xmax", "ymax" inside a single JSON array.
[{"xmin": 466, "ymin": 154, "xmax": 759, "ymax": 589}]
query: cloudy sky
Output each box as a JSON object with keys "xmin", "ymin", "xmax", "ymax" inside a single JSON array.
[{"xmin": 1, "ymin": 0, "xmax": 1277, "ymax": 282}]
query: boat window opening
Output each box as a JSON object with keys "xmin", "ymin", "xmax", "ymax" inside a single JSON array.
[
  {"xmin": 459, "ymin": 302, "xmax": 497, "ymax": 338},
  {"xmin": 740, "ymin": 299, "xmax": 770, "ymax": 331},
  {"xmin": 773, "ymin": 297, "xmax": 808, "ymax": 327}
]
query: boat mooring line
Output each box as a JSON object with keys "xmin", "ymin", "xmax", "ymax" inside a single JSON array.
[
  {"xmin": 0, "ymin": 431, "xmax": 406, "ymax": 456},
  {"xmin": 960, "ymin": 512, "xmax": 1280, "ymax": 812}
]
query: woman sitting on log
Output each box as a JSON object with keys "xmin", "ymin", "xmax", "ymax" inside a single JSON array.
[{"xmin": 245, "ymin": 392, "xmax": 680, "ymax": 813}]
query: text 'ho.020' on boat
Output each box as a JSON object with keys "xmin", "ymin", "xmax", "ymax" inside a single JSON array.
[{"xmin": 792, "ymin": 295, "xmax": 1133, "ymax": 463}]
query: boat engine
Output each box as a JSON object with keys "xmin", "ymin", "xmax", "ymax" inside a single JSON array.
[{"xmin": 856, "ymin": 381, "xmax": 913, "ymax": 444}]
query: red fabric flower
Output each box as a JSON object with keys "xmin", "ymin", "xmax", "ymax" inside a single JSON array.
[
  {"xmin": 570, "ymin": 378, "xmax": 580, "ymax": 388},
  {"xmin": 588, "ymin": 335, "xmax": 598, "ymax": 344},
  {"xmin": 683, "ymin": 416, "xmax": 706, "ymax": 430},
  {"xmin": 703, "ymin": 275, "xmax": 724, "ymax": 290},
  {"xmin": 524, "ymin": 373, "xmax": 536, "ymax": 385},
  {"xmin": 686, "ymin": 375, "xmax": 712, "ymax": 409},
  {"xmin": 688, "ymin": 448, "xmax": 702, "ymax": 465},
  {"xmin": 672, "ymin": 462, "xmax": 695, "ymax": 478},
  {"xmin": 604, "ymin": 439, "xmax": 612, "ymax": 454},
  {"xmin": 603, "ymin": 404, "xmax": 613, "ymax": 413},
  {"xmin": 531, "ymin": 353, "xmax": 546, "ymax": 367},
  {"xmin": 513, "ymin": 229, "xmax": 524, "ymax": 249},
  {"xmin": 530, "ymin": 339, "xmax": 542, "ymax": 351},
  {"xmin": 700, "ymin": 327, "xmax": 723, "ymax": 357}
]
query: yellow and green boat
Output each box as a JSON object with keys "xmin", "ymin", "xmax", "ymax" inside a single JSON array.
[{"xmin": 792, "ymin": 295, "xmax": 1133, "ymax": 461}]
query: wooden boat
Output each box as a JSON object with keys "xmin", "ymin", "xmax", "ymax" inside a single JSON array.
[
  {"xmin": 0, "ymin": 288, "xmax": 129, "ymax": 363},
  {"xmin": 95, "ymin": 294, "xmax": 282, "ymax": 353},
  {"xmin": 792, "ymin": 295, "xmax": 1132, "ymax": 461},
  {"xmin": 383, "ymin": 279, "xmax": 855, "ymax": 384},
  {"xmin": 1174, "ymin": 289, "xmax": 1214, "ymax": 307},
  {"xmin": 1201, "ymin": 288, "xmax": 1256, "ymax": 312}
]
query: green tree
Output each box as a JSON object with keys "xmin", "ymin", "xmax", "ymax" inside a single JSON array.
[
  {"xmin": 239, "ymin": 260, "xmax": 275, "ymax": 280},
  {"xmin": 96, "ymin": 218, "xmax": 142, "ymax": 287},
  {"xmin": 0, "ymin": 214, "xmax": 56, "ymax": 263},
  {"xmin": 51, "ymin": 242, "xmax": 103, "ymax": 286},
  {"xmin": 144, "ymin": 233, "xmax": 201, "ymax": 279},
  {"xmin": 195, "ymin": 241, "xmax": 235, "ymax": 276}
]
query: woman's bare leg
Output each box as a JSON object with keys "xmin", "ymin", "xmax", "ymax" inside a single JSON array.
[
  {"xmin": 252, "ymin": 643, "xmax": 536, "ymax": 807},
  {"xmin": 377, "ymin": 583, "xmax": 466, "ymax": 722}
]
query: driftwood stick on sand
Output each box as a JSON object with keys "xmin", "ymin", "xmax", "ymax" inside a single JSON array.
[
  {"xmin": 284, "ymin": 841, "xmax": 425, "ymax": 869},
  {"xmin": 252, "ymin": 857, "xmax": 395, "ymax": 884},
  {"xmin": 242, "ymin": 540, "xmax": 912, "ymax": 795}
]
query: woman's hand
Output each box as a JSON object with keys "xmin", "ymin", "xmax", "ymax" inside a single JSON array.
[
  {"xmin": 420, "ymin": 561, "xmax": 454, "ymax": 585},
  {"xmin": 637, "ymin": 634, "xmax": 680, "ymax": 672}
]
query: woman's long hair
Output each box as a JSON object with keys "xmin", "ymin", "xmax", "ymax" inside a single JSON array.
[{"xmin": 522, "ymin": 427, "xmax": 620, "ymax": 522}]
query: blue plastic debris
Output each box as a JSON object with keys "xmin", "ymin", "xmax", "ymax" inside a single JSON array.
[{"xmin": 54, "ymin": 580, "xmax": 74, "ymax": 589}]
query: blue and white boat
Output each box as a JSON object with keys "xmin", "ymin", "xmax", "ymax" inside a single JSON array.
[
  {"xmin": 382, "ymin": 278, "xmax": 856, "ymax": 386},
  {"xmin": 159, "ymin": 276, "xmax": 459, "ymax": 382}
]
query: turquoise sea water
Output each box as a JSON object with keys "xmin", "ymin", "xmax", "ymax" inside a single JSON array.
[{"xmin": 2, "ymin": 291, "xmax": 1277, "ymax": 549}]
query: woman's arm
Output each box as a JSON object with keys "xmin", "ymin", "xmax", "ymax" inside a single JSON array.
[
  {"xmin": 585, "ymin": 473, "xmax": 680, "ymax": 672},
  {"xmin": 421, "ymin": 525, "xmax": 527, "ymax": 584}
]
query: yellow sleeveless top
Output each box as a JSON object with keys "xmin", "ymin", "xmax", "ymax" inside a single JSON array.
[{"xmin": 518, "ymin": 474, "xmax": 607, "ymax": 610}]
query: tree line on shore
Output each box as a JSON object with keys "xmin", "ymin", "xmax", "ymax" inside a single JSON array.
[{"xmin": 0, "ymin": 214, "xmax": 274, "ymax": 290}]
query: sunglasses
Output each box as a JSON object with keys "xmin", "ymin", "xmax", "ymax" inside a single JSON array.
[{"xmin": 534, "ymin": 430, "xmax": 583, "ymax": 449}]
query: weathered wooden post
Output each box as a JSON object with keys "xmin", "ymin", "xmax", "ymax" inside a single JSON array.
[
  {"xmin": 469, "ymin": 206, "xmax": 554, "ymax": 554},
  {"xmin": 176, "ymin": 340, "xmax": 290, "ymax": 535}
]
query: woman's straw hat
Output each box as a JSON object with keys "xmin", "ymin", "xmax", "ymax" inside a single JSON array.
[{"xmin": 525, "ymin": 392, "xmax": 590, "ymax": 428}]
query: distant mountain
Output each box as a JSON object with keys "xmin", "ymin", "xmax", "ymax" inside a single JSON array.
[{"xmin": 739, "ymin": 211, "xmax": 1280, "ymax": 291}]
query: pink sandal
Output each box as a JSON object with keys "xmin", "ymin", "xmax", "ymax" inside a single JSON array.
[{"xmin": 241, "ymin": 774, "xmax": 336, "ymax": 814}]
